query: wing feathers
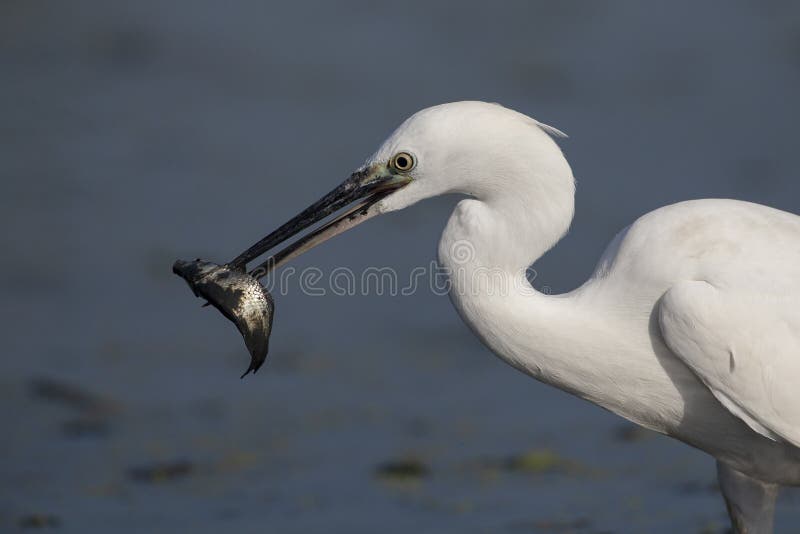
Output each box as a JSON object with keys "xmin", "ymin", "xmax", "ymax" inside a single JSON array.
[{"xmin": 659, "ymin": 281, "xmax": 800, "ymax": 447}]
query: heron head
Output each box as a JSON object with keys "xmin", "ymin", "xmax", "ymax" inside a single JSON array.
[
  {"xmin": 371, "ymin": 101, "xmax": 568, "ymax": 214},
  {"xmin": 229, "ymin": 101, "xmax": 568, "ymax": 274}
]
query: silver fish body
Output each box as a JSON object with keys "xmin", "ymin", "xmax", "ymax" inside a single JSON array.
[{"xmin": 173, "ymin": 259, "xmax": 274, "ymax": 377}]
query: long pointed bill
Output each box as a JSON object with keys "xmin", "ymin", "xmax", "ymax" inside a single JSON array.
[
  {"xmin": 228, "ymin": 164, "xmax": 411, "ymax": 277},
  {"xmin": 173, "ymin": 163, "xmax": 410, "ymax": 377}
]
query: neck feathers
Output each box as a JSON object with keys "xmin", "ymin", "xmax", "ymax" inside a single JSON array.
[{"xmin": 441, "ymin": 151, "xmax": 575, "ymax": 276}]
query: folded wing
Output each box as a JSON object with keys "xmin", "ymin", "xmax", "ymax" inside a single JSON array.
[{"xmin": 659, "ymin": 281, "xmax": 800, "ymax": 447}]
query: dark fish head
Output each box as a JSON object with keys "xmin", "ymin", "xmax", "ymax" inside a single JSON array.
[{"xmin": 173, "ymin": 259, "xmax": 274, "ymax": 377}]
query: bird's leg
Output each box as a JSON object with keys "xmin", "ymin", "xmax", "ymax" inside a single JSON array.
[{"xmin": 717, "ymin": 461, "xmax": 779, "ymax": 534}]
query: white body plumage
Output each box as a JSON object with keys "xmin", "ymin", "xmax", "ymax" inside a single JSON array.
[{"xmin": 370, "ymin": 101, "xmax": 800, "ymax": 532}]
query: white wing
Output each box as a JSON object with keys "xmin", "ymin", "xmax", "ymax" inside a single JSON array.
[{"xmin": 659, "ymin": 280, "xmax": 800, "ymax": 447}]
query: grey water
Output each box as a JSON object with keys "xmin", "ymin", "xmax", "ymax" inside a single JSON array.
[{"xmin": 2, "ymin": 1, "xmax": 800, "ymax": 532}]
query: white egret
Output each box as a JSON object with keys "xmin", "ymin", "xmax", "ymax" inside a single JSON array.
[{"xmin": 227, "ymin": 101, "xmax": 800, "ymax": 533}]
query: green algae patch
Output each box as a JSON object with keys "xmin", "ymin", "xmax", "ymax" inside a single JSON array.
[
  {"xmin": 505, "ymin": 449, "xmax": 566, "ymax": 474},
  {"xmin": 374, "ymin": 456, "xmax": 431, "ymax": 483},
  {"xmin": 127, "ymin": 459, "xmax": 195, "ymax": 483}
]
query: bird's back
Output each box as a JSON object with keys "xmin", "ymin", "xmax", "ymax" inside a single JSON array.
[
  {"xmin": 590, "ymin": 198, "xmax": 800, "ymax": 298},
  {"xmin": 580, "ymin": 199, "xmax": 800, "ymax": 483}
]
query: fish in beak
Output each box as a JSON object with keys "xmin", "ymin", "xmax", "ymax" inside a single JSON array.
[
  {"xmin": 173, "ymin": 259, "xmax": 274, "ymax": 378},
  {"xmin": 173, "ymin": 163, "xmax": 412, "ymax": 377}
]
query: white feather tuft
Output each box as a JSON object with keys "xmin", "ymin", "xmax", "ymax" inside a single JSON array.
[
  {"xmin": 533, "ymin": 120, "xmax": 568, "ymax": 139},
  {"xmin": 487, "ymin": 102, "xmax": 567, "ymax": 139}
]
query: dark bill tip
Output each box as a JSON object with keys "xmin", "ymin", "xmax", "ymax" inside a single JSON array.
[{"xmin": 227, "ymin": 166, "xmax": 409, "ymax": 272}]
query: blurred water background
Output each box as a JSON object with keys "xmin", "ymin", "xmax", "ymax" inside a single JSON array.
[{"xmin": 2, "ymin": 1, "xmax": 800, "ymax": 532}]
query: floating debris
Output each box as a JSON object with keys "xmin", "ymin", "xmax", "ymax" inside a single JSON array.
[
  {"xmin": 128, "ymin": 460, "xmax": 194, "ymax": 483},
  {"xmin": 504, "ymin": 449, "xmax": 568, "ymax": 474},
  {"xmin": 18, "ymin": 514, "xmax": 60, "ymax": 529},
  {"xmin": 374, "ymin": 457, "xmax": 431, "ymax": 482},
  {"xmin": 29, "ymin": 377, "xmax": 119, "ymax": 416},
  {"xmin": 173, "ymin": 259, "xmax": 274, "ymax": 377},
  {"xmin": 464, "ymin": 448, "xmax": 591, "ymax": 481}
]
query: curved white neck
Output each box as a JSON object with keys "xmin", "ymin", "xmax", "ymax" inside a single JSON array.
[{"xmin": 436, "ymin": 165, "xmax": 619, "ymax": 405}]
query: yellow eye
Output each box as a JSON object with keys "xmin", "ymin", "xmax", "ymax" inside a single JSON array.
[{"xmin": 390, "ymin": 152, "xmax": 415, "ymax": 172}]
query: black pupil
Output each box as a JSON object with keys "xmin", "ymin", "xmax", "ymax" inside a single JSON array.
[{"xmin": 396, "ymin": 155, "xmax": 409, "ymax": 169}]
